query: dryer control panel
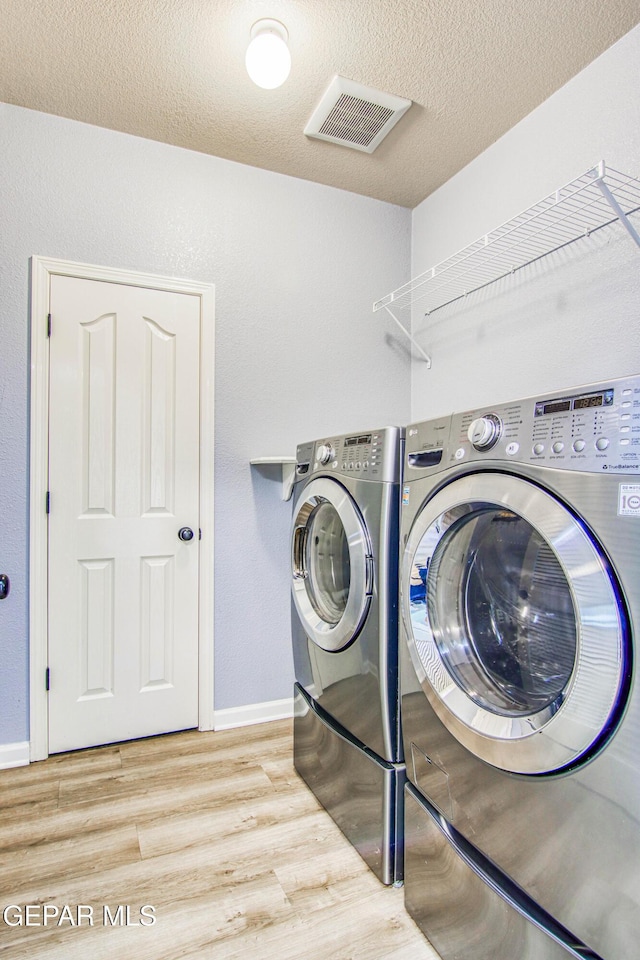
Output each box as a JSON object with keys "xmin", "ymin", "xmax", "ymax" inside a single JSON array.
[
  {"xmin": 447, "ymin": 375, "xmax": 640, "ymax": 475},
  {"xmin": 295, "ymin": 426, "xmax": 403, "ymax": 483}
]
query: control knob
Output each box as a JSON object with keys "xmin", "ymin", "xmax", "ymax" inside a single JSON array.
[
  {"xmin": 467, "ymin": 414, "xmax": 502, "ymax": 451},
  {"xmin": 316, "ymin": 443, "xmax": 334, "ymax": 464}
]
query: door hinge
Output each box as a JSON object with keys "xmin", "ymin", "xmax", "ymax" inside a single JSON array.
[
  {"xmin": 47, "ymin": 313, "xmax": 52, "ymax": 337},
  {"xmin": 45, "ymin": 668, "xmax": 50, "ymax": 691},
  {"xmin": 46, "ymin": 491, "xmax": 50, "ymax": 514},
  {"xmin": 199, "ymin": 528, "xmax": 202, "ymax": 540}
]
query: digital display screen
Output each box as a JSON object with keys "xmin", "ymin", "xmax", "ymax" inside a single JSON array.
[
  {"xmin": 534, "ymin": 388, "xmax": 613, "ymax": 417},
  {"xmin": 574, "ymin": 394, "xmax": 604, "ymax": 410},
  {"xmin": 345, "ymin": 435, "xmax": 372, "ymax": 446},
  {"xmin": 541, "ymin": 400, "xmax": 571, "ymax": 415}
]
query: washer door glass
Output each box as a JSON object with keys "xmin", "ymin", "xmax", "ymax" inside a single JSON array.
[
  {"xmin": 403, "ymin": 473, "xmax": 627, "ymax": 774},
  {"xmin": 427, "ymin": 508, "xmax": 576, "ymax": 718},
  {"xmin": 292, "ymin": 477, "xmax": 373, "ymax": 652}
]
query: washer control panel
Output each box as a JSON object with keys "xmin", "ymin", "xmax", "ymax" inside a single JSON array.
[
  {"xmin": 446, "ymin": 375, "xmax": 640, "ymax": 475},
  {"xmin": 296, "ymin": 426, "xmax": 403, "ymax": 483}
]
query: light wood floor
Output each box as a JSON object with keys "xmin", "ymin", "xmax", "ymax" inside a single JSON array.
[{"xmin": 0, "ymin": 720, "xmax": 441, "ymax": 959}]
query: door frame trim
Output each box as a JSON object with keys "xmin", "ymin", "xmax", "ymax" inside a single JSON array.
[{"xmin": 29, "ymin": 257, "xmax": 215, "ymax": 761}]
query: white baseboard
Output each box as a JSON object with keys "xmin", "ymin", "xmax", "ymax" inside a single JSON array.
[
  {"xmin": 213, "ymin": 697, "xmax": 293, "ymax": 731},
  {"xmin": 0, "ymin": 741, "xmax": 30, "ymax": 769}
]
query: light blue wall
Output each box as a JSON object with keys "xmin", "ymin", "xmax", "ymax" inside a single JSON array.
[
  {"xmin": 0, "ymin": 104, "xmax": 411, "ymax": 742},
  {"xmin": 410, "ymin": 25, "xmax": 640, "ymax": 422},
  {"xmin": 4, "ymin": 21, "xmax": 640, "ymax": 749}
]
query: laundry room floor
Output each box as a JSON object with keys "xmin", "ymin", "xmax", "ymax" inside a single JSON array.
[{"xmin": 0, "ymin": 719, "xmax": 440, "ymax": 959}]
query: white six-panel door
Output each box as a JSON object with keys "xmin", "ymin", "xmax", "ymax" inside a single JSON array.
[{"xmin": 47, "ymin": 275, "xmax": 201, "ymax": 753}]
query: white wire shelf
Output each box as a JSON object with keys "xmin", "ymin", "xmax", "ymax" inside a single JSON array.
[{"xmin": 373, "ymin": 162, "xmax": 640, "ymax": 365}]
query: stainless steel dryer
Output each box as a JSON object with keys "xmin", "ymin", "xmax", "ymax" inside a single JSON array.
[
  {"xmin": 400, "ymin": 376, "xmax": 640, "ymax": 960},
  {"xmin": 291, "ymin": 427, "xmax": 405, "ymax": 885}
]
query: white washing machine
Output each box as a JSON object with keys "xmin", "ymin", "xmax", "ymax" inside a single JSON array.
[
  {"xmin": 291, "ymin": 426, "xmax": 405, "ymax": 884},
  {"xmin": 400, "ymin": 376, "xmax": 640, "ymax": 960}
]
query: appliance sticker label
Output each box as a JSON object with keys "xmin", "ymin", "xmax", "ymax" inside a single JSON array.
[
  {"xmin": 618, "ymin": 484, "xmax": 640, "ymax": 517},
  {"xmin": 402, "ymin": 485, "xmax": 410, "ymax": 506}
]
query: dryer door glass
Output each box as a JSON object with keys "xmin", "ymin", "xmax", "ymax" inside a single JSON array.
[
  {"xmin": 427, "ymin": 508, "xmax": 576, "ymax": 718},
  {"xmin": 403, "ymin": 472, "xmax": 628, "ymax": 774},
  {"xmin": 304, "ymin": 500, "xmax": 350, "ymax": 624},
  {"xmin": 292, "ymin": 477, "xmax": 372, "ymax": 653}
]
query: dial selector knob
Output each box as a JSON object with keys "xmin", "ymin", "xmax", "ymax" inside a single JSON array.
[
  {"xmin": 467, "ymin": 414, "xmax": 502, "ymax": 451},
  {"xmin": 316, "ymin": 443, "xmax": 334, "ymax": 464}
]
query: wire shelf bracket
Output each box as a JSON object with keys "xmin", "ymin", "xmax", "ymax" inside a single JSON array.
[
  {"xmin": 373, "ymin": 161, "xmax": 640, "ymax": 364},
  {"xmin": 381, "ymin": 302, "xmax": 432, "ymax": 367}
]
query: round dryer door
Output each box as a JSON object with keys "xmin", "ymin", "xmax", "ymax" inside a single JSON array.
[
  {"xmin": 292, "ymin": 477, "xmax": 373, "ymax": 652},
  {"xmin": 402, "ymin": 472, "xmax": 628, "ymax": 774}
]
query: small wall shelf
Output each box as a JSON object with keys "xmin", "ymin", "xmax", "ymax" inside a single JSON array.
[
  {"xmin": 373, "ymin": 161, "xmax": 640, "ymax": 366},
  {"xmin": 250, "ymin": 457, "xmax": 296, "ymax": 501}
]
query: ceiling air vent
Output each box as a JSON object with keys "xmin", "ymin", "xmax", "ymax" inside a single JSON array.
[{"xmin": 304, "ymin": 76, "xmax": 411, "ymax": 154}]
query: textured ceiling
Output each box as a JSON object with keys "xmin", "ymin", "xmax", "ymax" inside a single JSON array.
[{"xmin": 1, "ymin": 0, "xmax": 639, "ymax": 208}]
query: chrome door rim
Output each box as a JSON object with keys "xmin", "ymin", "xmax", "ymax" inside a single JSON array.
[
  {"xmin": 292, "ymin": 477, "xmax": 372, "ymax": 653},
  {"xmin": 402, "ymin": 472, "xmax": 626, "ymax": 773}
]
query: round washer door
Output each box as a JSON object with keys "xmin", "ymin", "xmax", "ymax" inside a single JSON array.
[
  {"xmin": 292, "ymin": 477, "xmax": 373, "ymax": 652},
  {"xmin": 402, "ymin": 472, "xmax": 628, "ymax": 774}
]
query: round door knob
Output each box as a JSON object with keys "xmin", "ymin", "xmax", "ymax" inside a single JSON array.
[{"xmin": 178, "ymin": 527, "xmax": 195, "ymax": 542}]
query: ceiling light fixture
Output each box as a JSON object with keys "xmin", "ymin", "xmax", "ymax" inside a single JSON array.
[{"xmin": 245, "ymin": 19, "xmax": 291, "ymax": 90}]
